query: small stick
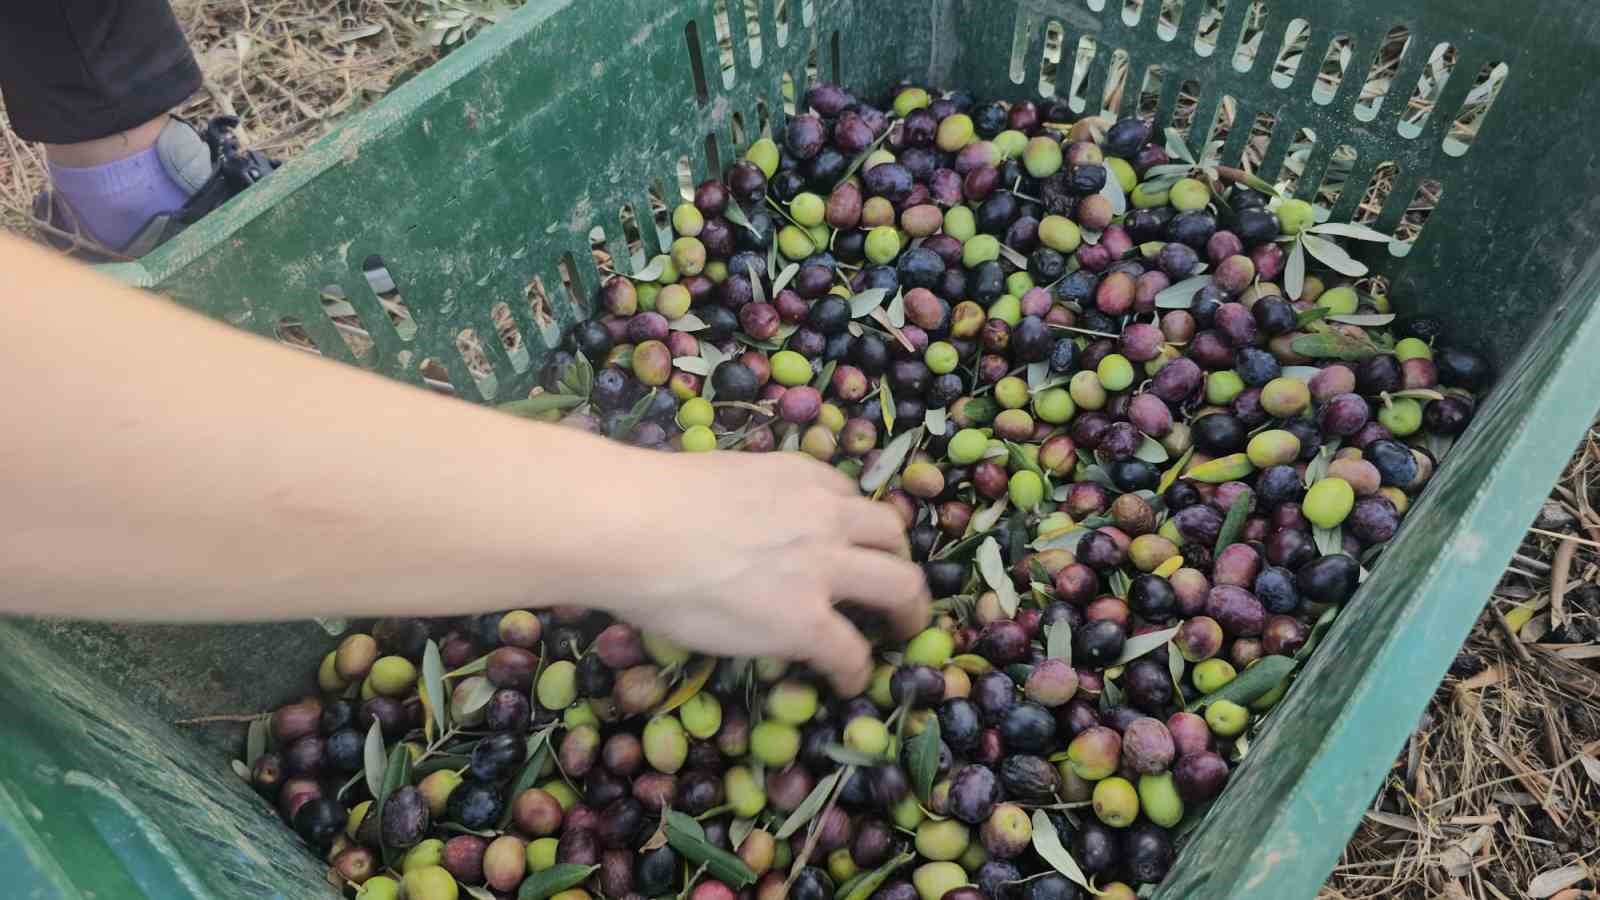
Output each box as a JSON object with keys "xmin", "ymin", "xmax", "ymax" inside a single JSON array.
[
  {"xmin": 1549, "ymin": 537, "xmax": 1576, "ymax": 628},
  {"xmin": 1489, "ymin": 608, "xmax": 1533, "ymax": 666},
  {"xmin": 173, "ymin": 713, "xmax": 267, "ymax": 725},
  {"xmin": 1526, "ymin": 526, "xmax": 1600, "ymax": 549}
]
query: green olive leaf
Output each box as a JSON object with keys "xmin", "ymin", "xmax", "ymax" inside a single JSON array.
[
  {"xmin": 1030, "ymin": 810, "xmax": 1095, "ymax": 892},
  {"xmin": 1157, "ymin": 446, "xmax": 1196, "ymax": 495},
  {"xmin": 423, "ymin": 639, "xmax": 449, "ymax": 735},
  {"xmin": 666, "ymin": 809, "xmax": 758, "ymax": 886},
  {"xmin": 879, "ymin": 379, "xmax": 897, "ymax": 433},
  {"xmin": 1046, "ymin": 621, "xmax": 1073, "ymax": 666},
  {"xmin": 840, "ymin": 851, "xmax": 917, "ymax": 900},
  {"xmin": 245, "ymin": 716, "xmax": 269, "ymax": 768},
  {"xmin": 517, "ymin": 864, "xmax": 600, "ymax": 900},
  {"xmin": 1098, "ymin": 165, "xmax": 1127, "ymax": 216},
  {"xmin": 976, "ymin": 537, "xmax": 1022, "ymax": 617},
  {"xmin": 1238, "ymin": 170, "xmax": 1284, "ymax": 199},
  {"xmin": 776, "ymin": 767, "xmax": 848, "ymax": 839},
  {"xmin": 860, "ymin": 425, "xmax": 921, "ymax": 493},
  {"xmin": 1326, "ymin": 313, "xmax": 1396, "ymax": 327},
  {"xmin": 746, "ymin": 258, "xmax": 767, "ymax": 306},
  {"xmin": 1390, "ymin": 388, "xmax": 1445, "ymax": 401},
  {"xmin": 1134, "ymin": 434, "xmax": 1169, "ymax": 464},
  {"xmin": 906, "ymin": 715, "xmax": 942, "ymax": 803},
  {"xmin": 1142, "ymin": 163, "xmax": 1195, "ymax": 179},
  {"xmin": 729, "ymin": 817, "xmax": 758, "ymax": 851},
  {"xmin": 363, "ymin": 719, "xmax": 387, "ymax": 799},
  {"xmin": 1030, "ymin": 526, "xmax": 1088, "ymax": 554},
  {"xmin": 1109, "ymin": 625, "xmax": 1181, "ymax": 667},
  {"xmin": 813, "ymin": 360, "xmax": 838, "ymax": 393},
  {"xmin": 230, "ymin": 759, "xmax": 252, "ymax": 782},
  {"xmin": 674, "ymin": 356, "xmax": 712, "ymax": 376},
  {"xmin": 998, "ymin": 243, "xmax": 1030, "ymax": 269},
  {"xmin": 1300, "ymin": 232, "xmax": 1369, "ymax": 277},
  {"xmin": 669, "ymin": 313, "xmax": 710, "ymax": 332},
  {"xmin": 1163, "ymin": 127, "xmax": 1198, "ymax": 165},
  {"xmin": 629, "ymin": 256, "xmax": 669, "ymax": 282},
  {"xmin": 835, "ymin": 126, "xmax": 894, "ymax": 191},
  {"xmin": 772, "ymin": 262, "xmax": 801, "ymax": 296},
  {"xmin": 379, "ymin": 740, "xmax": 412, "ymax": 803},
  {"xmin": 1108, "ymin": 569, "xmax": 1132, "ymax": 598},
  {"xmin": 965, "ymin": 498, "xmax": 1010, "ymax": 539},
  {"xmin": 557, "ymin": 352, "xmax": 594, "ymax": 399},
  {"xmin": 1196, "ymin": 654, "xmax": 1296, "ymax": 708},
  {"xmin": 722, "ymin": 201, "xmax": 760, "ymax": 236},
  {"xmin": 612, "ymin": 388, "xmax": 659, "ymax": 439},
  {"xmin": 1294, "ymin": 306, "xmax": 1330, "ymax": 328},
  {"xmin": 924, "ymin": 406, "xmax": 948, "ymax": 436},
  {"xmin": 1285, "ymin": 236, "xmax": 1306, "ymax": 301},
  {"xmin": 1279, "ymin": 364, "xmax": 1323, "ymax": 382},
  {"xmin": 1214, "ymin": 488, "xmax": 1254, "ymax": 557},
  {"xmin": 1152, "ymin": 275, "xmax": 1212, "ymax": 310},
  {"xmin": 1099, "ymin": 677, "xmax": 1124, "ymax": 710},
  {"xmin": 887, "ymin": 289, "xmax": 907, "ymax": 328},
  {"xmin": 1290, "ymin": 332, "xmax": 1380, "ymax": 361},
  {"xmin": 1307, "ymin": 221, "xmax": 1391, "ymax": 243},
  {"xmin": 849, "ymin": 288, "xmax": 890, "ymax": 318},
  {"xmin": 1313, "ymin": 524, "xmax": 1344, "ymax": 556},
  {"xmin": 452, "ymin": 676, "xmax": 496, "ymax": 722},
  {"xmin": 499, "ymin": 393, "xmax": 586, "ymax": 417},
  {"xmin": 825, "ymin": 744, "xmax": 888, "ymax": 768},
  {"xmin": 1297, "ymin": 606, "xmax": 1340, "ymax": 661},
  {"xmin": 499, "ymin": 726, "xmax": 556, "ymax": 829},
  {"xmin": 1168, "ymin": 641, "xmax": 1187, "ymax": 695}
]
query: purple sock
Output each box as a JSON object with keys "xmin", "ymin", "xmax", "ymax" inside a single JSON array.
[{"xmin": 49, "ymin": 146, "xmax": 193, "ymax": 250}]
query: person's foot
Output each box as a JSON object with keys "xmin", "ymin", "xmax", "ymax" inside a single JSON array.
[{"xmin": 33, "ymin": 116, "xmax": 274, "ymax": 259}]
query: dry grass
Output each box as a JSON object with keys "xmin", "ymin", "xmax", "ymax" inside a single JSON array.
[{"xmin": 3, "ymin": 5, "xmax": 1596, "ymax": 896}]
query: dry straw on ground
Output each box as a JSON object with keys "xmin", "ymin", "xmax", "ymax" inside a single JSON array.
[{"xmin": 1, "ymin": 3, "xmax": 1595, "ymax": 896}]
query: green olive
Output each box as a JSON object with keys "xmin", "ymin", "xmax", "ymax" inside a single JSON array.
[
  {"xmin": 1097, "ymin": 354, "xmax": 1135, "ymax": 392},
  {"xmin": 1033, "ymin": 387, "xmax": 1075, "ymax": 424},
  {"xmin": 1317, "ymin": 285, "xmax": 1359, "ymax": 314},
  {"xmin": 1246, "ymin": 429, "xmax": 1301, "ymax": 467},
  {"xmin": 536, "ymin": 660, "xmax": 577, "ymax": 711},
  {"xmin": 1131, "ymin": 182, "xmax": 1170, "ymax": 208},
  {"xmin": 914, "ymin": 819, "xmax": 971, "ymax": 861},
  {"xmin": 912, "ymin": 862, "xmax": 967, "ymax": 900},
  {"xmin": 526, "ymin": 837, "xmax": 560, "ymax": 872},
  {"xmin": 894, "ymin": 87, "xmax": 931, "ymax": 117},
  {"xmin": 401, "ymin": 838, "xmax": 445, "ymax": 873},
  {"xmin": 765, "ymin": 680, "xmax": 820, "ymax": 724},
  {"xmin": 1138, "ymin": 773, "xmax": 1184, "ymax": 827},
  {"xmin": 865, "ymin": 226, "xmax": 901, "ymax": 264},
  {"xmin": 926, "ymin": 342, "xmax": 961, "ymax": 375},
  {"xmin": 682, "ymin": 425, "xmax": 717, "ymax": 452},
  {"xmin": 987, "ymin": 294, "xmax": 1022, "ymax": 326},
  {"xmin": 937, "ymin": 114, "xmax": 976, "ymax": 152},
  {"xmin": 1169, "ymin": 178, "xmax": 1210, "ymax": 211},
  {"xmin": 1091, "ymin": 777, "xmax": 1140, "ymax": 828},
  {"xmin": 1069, "ymin": 370, "xmax": 1107, "ymax": 410},
  {"xmin": 1192, "ymin": 659, "xmax": 1237, "ymax": 694},
  {"xmin": 771, "ymin": 350, "xmax": 813, "ymax": 387},
  {"xmin": 779, "ymin": 225, "xmax": 817, "ymax": 261},
  {"xmin": 1277, "ymin": 198, "xmax": 1316, "ymax": 236},
  {"xmin": 1304, "ymin": 477, "xmax": 1356, "ymax": 528},
  {"xmin": 724, "ymin": 765, "xmax": 767, "ymax": 818},
  {"xmin": 401, "ymin": 866, "xmax": 458, "ymax": 900},
  {"xmin": 1377, "ymin": 397, "xmax": 1423, "ymax": 436},
  {"xmin": 745, "ymin": 138, "xmax": 781, "ymax": 177},
  {"xmin": 1394, "ymin": 337, "xmax": 1432, "ymax": 361},
  {"xmin": 357, "ymin": 875, "xmax": 401, "ymax": 900},
  {"xmin": 672, "ymin": 203, "xmax": 705, "ymax": 237},
  {"xmin": 904, "ymin": 628, "xmax": 955, "ymax": 667},
  {"xmin": 1259, "ymin": 377, "xmax": 1311, "ymax": 418},
  {"xmin": 843, "ymin": 716, "xmax": 891, "ymax": 756},
  {"xmin": 947, "ymin": 428, "xmax": 990, "ymax": 465},
  {"xmin": 750, "ymin": 720, "xmax": 802, "ymax": 766},
  {"xmin": 1038, "ymin": 215, "xmax": 1082, "ymax": 253},
  {"xmin": 1205, "ymin": 699, "xmax": 1251, "ymax": 737},
  {"xmin": 671, "ymin": 236, "xmax": 707, "ymax": 277},
  {"xmin": 642, "ymin": 715, "xmax": 689, "ymax": 773},
  {"xmin": 1105, "ymin": 157, "xmax": 1136, "ymax": 192},
  {"xmin": 1009, "ymin": 471, "xmax": 1046, "ymax": 510},
  {"xmin": 944, "ymin": 206, "xmax": 977, "ymax": 243},
  {"xmin": 994, "ymin": 376, "xmax": 1030, "ymax": 410},
  {"xmin": 791, "ymin": 192, "xmax": 826, "ymax": 227},
  {"xmin": 962, "ymin": 234, "xmax": 1001, "ymax": 268},
  {"xmin": 1006, "ymin": 271, "xmax": 1035, "ymax": 298},
  {"xmin": 679, "ymin": 692, "xmax": 722, "ymax": 739},
  {"xmin": 993, "ymin": 130, "xmax": 1028, "ymax": 159},
  {"xmin": 1206, "ymin": 370, "xmax": 1245, "ymax": 405}
]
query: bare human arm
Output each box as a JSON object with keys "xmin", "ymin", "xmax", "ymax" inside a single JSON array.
[{"xmin": 0, "ymin": 234, "xmax": 928, "ymax": 693}]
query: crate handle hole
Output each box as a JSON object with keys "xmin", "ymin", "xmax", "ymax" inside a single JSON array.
[
  {"xmin": 362, "ymin": 254, "xmax": 418, "ymax": 341},
  {"xmin": 1397, "ymin": 43, "xmax": 1456, "ymax": 140},
  {"xmin": 1311, "ymin": 34, "xmax": 1354, "ymax": 106},
  {"xmin": 1038, "ymin": 20, "xmax": 1064, "ymax": 99},
  {"xmin": 741, "ymin": 0, "xmax": 763, "ymax": 69},
  {"xmin": 320, "ymin": 285, "xmax": 375, "ymax": 364},
  {"xmin": 526, "ymin": 274, "xmax": 562, "ymax": 350},
  {"xmin": 1138, "ymin": 64, "xmax": 1165, "ymax": 118},
  {"xmin": 711, "ymin": 0, "xmax": 736, "ymax": 89},
  {"xmin": 1010, "ymin": 10, "xmax": 1036, "ymax": 86},
  {"xmin": 1170, "ymin": 79, "xmax": 1202, "ymax": 140},
  {"xmin": 1312, "ymin": 144, "xmax": 1359, "ymax": 221},
  {"xmin": 455, "ymin": 328, "xmax": 499, "ymax": 400},
  {"xmin": 1354, "ymin": 162, "xmax": 1398, "ymax": 226},
  {"xmin": 1199, "ymin": 94, "xmax": 1236, "ymax": 166},
  {"xmin": 1443, "ymin": 61, "xmax": 1509, "ymax": 157},
  {"xmin": 1390, "ymin": 179, "xmax": 1442, "ymax": 257},
  {"xmin": 1101, "ymin": 49, "xmax": 1131, "ymax": 120},
  {"xmin": 1231, "ymin": 0, "xmax": 1265, "ymax": 71},
  {"xmin": 1276, "ymin": 127, "xmax": 1316, "ymax": 196},
  {"xmin": 273, "ymin": 317, "xmax": 320, "ymax": 355},
  {"xmin": 490, "ymin": 302, "xmax": 531, "ymax": 373},
  {"xmin": 1354, "ymin": 25, "xmax": 1411, "ymax": 122},
  {"xmin": 684, "ymin": 21, "xmax": 709, "ymax": 106},
  {"xmin": 1067, "ymin": 35, "xmax": 1099, "ymax": 113},
  {"xmin": 1156, "ymin": 0, "xmax": 1182, "ymax": 42},
  {"xmin": 418, "ymin": 357, "xmax": 455, "ymax": 395},
  {"xmin": 1192, "ymin": 0, "xmax": 1225, "ymax": 58},
  {"xmin": 1123, "ymin": 0, "xmax": 1144, "ymax": 27},
  {"xmin": 1271, "ymin": 18, "xmax": 1310, "ymax": 89}
]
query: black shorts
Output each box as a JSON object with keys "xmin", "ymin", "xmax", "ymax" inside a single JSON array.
[{"xmin": 0, "ymin": 0, "xmax": 202, "ymax": 144}]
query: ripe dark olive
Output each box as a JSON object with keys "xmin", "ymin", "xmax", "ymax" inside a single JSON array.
[
  {"xmin": 1255, "ymin": 566, "xmax": 1301, "ymax": 614},
  {"xmin": 1073, "ymin": 820, "xmax": 1120, "ymax": 873},
  {"xmin": 448, "ymin": 780, "xmax": 506, "ymax": 830},
  {"xmin": 1000, "ymin": 754, "xmax": 1060, "ymax": 802},
  {"xmin": 1025, "ymin": 873, "xmax": 1083, "ymax": 900},
  {"xmin": 1074, "ymin": 619, "xmax": 1126, "ymax": 668},
  {"xmin": 1435, "ymin": 347, "xmax": 1490, "ymax": 390},
  {"xmin": 969, "ymin": 260, "xmax": 1006, "ymax": 301},
  {"xmin": 947, "ymin": 764, "xmax": 1003, "ymax": 824},
  {"xmin": 1192, "ymin": 413, "xmax": 1247, "ymax": 454},
  {"xmin": 293, "ymin": 798, "xmax": 345, "ymax": 850},
  {"xmin": 999, "ymin": 702, "xmax": 1058, "ymax": 753},
  {"xmin": 939, "ymin": 698, "xmax": 984, "ymax": 752},
  {"xmin": 1297, "ymin": 553, "xmax": 1361, "ymax": 604},
  {"xmin": 636, "ymin": 846, "xmax": 679, "ymax": 896},
  {"xmin": 1367, "ymin": 438, "xmax": 1420, "ymax": 487},
  {"xmin": 849, "ymin": 333, "xmax": 891, "ymax": 376},
  {"xmin": 890, "ymin": 665, "xmax": 946, "ymax": 708},
  {"xmin": 976, "ymin": 620, "xmax": 1030, "ymax": 664},
  {"xmin": 470, "ymin": 732, "xmax": 526, "ymax": 781},
  {"xmin": 1123, "ymin": 659, "xmax": 1174, "ymax": 714},
  {"xmin": 977, "ymin": 862, "xmax": 1024, "ymax": 900},
  {"xmin": 325, "ymin": 728, "xmax": 364, "ymax": 774},
  {"xmin": 808, "ymin": 297, "xmax": 852, "ymax": 335},
  {"xmin": 791, "ymin": 867, "xmax": 834, "ymax": 900},
  {"xmin": 711, "ymin": 361, "xmax": 760, "ymax": 403},
  {"xmin": 382, "ymin": 785, "xmax": 432, "ymax": 848},
  {"xmin": 923, "ymin": 560, "xmax": 966, "ymax": 598},
  {"xmin": 1123, "ymin": 824, "xmax": 1176, "ymax": 884},
  {"xmin": 869, "ymin": 763, "xmax": 910, "ymax": 811},
  {"xmin": 852, "ymin": 817, "xmax": 896, "ymax": 869}
]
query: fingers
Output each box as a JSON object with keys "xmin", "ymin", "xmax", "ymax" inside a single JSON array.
[
  {"xmin": 826, "ymin": 547, "xmax": 931, "ymax": 640},
  {"xmin": 802, "ymin": 607, "xmax": 874, "ymax": 696},
  {"xmin": 790, "ymin": 453, "xmax": 858, "ymax": 497},
  {"xmin": 842, "ymin": 499, "xmax": 912, "ymax": 557}
]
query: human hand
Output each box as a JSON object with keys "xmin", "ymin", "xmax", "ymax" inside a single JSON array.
[{"xmin": 579, "ymin": 448, "xmax": 930, "ymax": 696}]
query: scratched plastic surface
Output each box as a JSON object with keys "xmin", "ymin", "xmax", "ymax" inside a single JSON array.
[{"xmin": 6, "ymin": 0, "xmax": 1600, "ymax": 897}]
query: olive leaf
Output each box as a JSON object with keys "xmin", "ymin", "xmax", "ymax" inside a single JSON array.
[
  {"xmin": 729, "ymin": 817, "xmax": 758, "ymax": 851},
  {"xmin": 1296, "ymin": 606, "xmax": 1339, "ymax": 661},
  {"xmin": 1295, "ymin": 306, "xmax": 1330, "ymax": 328},
  {"xmin": 1030, "ymin": 526, "xmax": 1088, "ymax": 555},
  {"xmin": 669, "ymin": 313, "xmax": 710, "ymax": 332},
  {"xmin": 1285, "ymin": 236, "xmax": 1306, "ymax": 300},
  {"xmin": 1100, "ymin": 677, "xmax": 1124, "ymax": 710},
  {"xmin": 246, "ymin": 717, "xmax": 269, "ymax": 768},
  {"xmin": 1046, "ymin": 621, "xmax": 1073, "ymax": 665},
  {"xmin": 851, "ymin": 291, "xmax": 889, "ymax": 318},
  {"xmin": 1110, "ymin": 625, "xmax": 1181, "ymax": 667},
  {"xmin": 1301, "ymin": 232, "xmax": 1369, "ymax": 277},
  {"xmin": 924, "ymin": 406, "xmax": 948, "ymax": 436},
  {"xmin": 379, "ymin": 740, "xmax": 412, "ymax": 803},
  {"xmin": 1390, "ymin": 388, "xmax": 1444, "ymax": 401},
  {"xmin": 654, "ymin": 658, "xmax": 718, "ymax": 716},
  {"xmin": 835, "ymin": 126, "xmax": 894, "ymax": 190},
  {"xmin": 1134, "ymin": 434, "xmax": 1169, "ymax": 464},
  {"xmin": 666, "ymin": 809, "xmax": 758, "ymax": 886},
  {"xmin": 1238, "ymin": 170, "xmax": 1284, "ymax": 199},
  {"xmin": 746, "ymin": 258, "xmax": 768, "ymax": 306},
  {"xmin": 1214, "ymin": 488, "xmax": 1254, "ymax": 557},
  {"xmin": 904, "ymin": 714, "xmax": 942, "ymax": 803},
  {"xmin": 1109, "ymin": 568, "xmax": 1132, "ymax": 598},
  {"xmin": 463, "ymin": 885, "xmax": 500, "ymax": 900},
  {"xmin": 1308, "ymin": 221, "xmax": 1391, "ymax": 242},
  {"xmin": 879, "ymin": 380, "xmax": 897, "ymax": 433},
  {"xmin": 674, "ymin": 356, "xmax": 713, "ymax": 376},
  {"xmin": 1098, "ymin": 165, "xmax": 1127, "ymax": 216},
  {"xmin": 1154, "ymin": 275, "xmax": 1212, "ymax": 309},
  {"xmin": 1157, "ymin": 446, "xmax": 1196, "ymax": 495},
  {"xmin": 864, "ymin": 425, "xmax": 928, "ymax": 490},
  {"xmin": 1290, "ymin": 332, "xmax": 1380, "ymax": 361},
  {"xmin": 998, "ymin": 243, "xmax": 1030, "ymax": 269},
  {"xmin": 1327, "ymin": 313, "xmax": 1396, "ymax": 327},
  {"xmin": 629, "ymin": 256, "xmax": 669, "ymax": 282},
  {"xmin": 230, "ymin": 759, "xmax": 252, "ymax": 782},
  {"xmin": 612, "ymin": 388, "xmax": 659, "ymax": 439},
  {"xmin": 1195, "ymin": 654, "xmax": 1296, "ymax": 708},
  {"xmin": 517, "ymin": 864, "xmax": 599, "ymax": 900},
  {"xmin": 776, "ymin": 768, "xmax": 847, "ymax": 839},
  {"xmin": 1081, "ymin": 465, "xmax": 1120, "ymax": 493},
  {"xmin": 1313, "ymin": 524, "xmax": 1345, "ymax": 556},
  {"xmin": 780, "ymin": 426, "xmax": 803, "ymax": 453},
  {"xmin": 1142, "ymin": 163, "xmax": 1194, "ymax": 179},
  {"xmin": 499, "ymin": 393, "xmax": 586, "ymax": 417},
  {"xmin": 363, "ymin": 719, "xmax": 387, "ymax": 799},
  {"xmin": 976, "ymin": 537, "xmax": 1022, "ymax": 617},
  {"xmin": 887, "ymin": 289, "xmax": 907, "ymax": 328},
  {"xmin": 825, "ymin": 744, "xmax": 889, "ymax": 767},
  {"xmin": 1163, "ymin": 128, "xmax": 1197, "ymax": 165},
  {"xmin": 1026, "ymin": 361, "xmax": 1051, "ymax": 391},
  {"xmin": 722, "ymin": 201, "xmax": 760, "ymax": 236},
  {"xmin": 1005, "ymin": 441, "xmax": 1048, "ymax": 484},
  {"xmin": 839, "ymin": 851, "xmax": 917, "ymax": 900},
  {"xmin": 423, "ymin": 640, "xmax": 449, "ymax": 735},
  {"xmin": 813, "ymin": 360, "xmax": 838, "ymax": 393},
  {"xmin": 451, "ymin": 676, "xmax": 496, "ymax": 722},
  {"xmin": 1031, "ymin": 810, "xmax": 1095, "ymax": 892},
  {"xmin": 966, "ymin": 498, "xmax": 1010, "ymax": 537},
  {"xmin": 772, "ymin": 262, "xmax": 801, "ymax": 295},
  {"xmin": 499, "ymin": 727, "xmax": 556, "ymax": 828},
  {"xmin": 961, "ymin": 396, "xmax": 1000, "ymax": 426},
  {"xmin": 445, "ymin": 654, "xmax": 490, "ymax": 679},
  {"xmin": 1168, "ymin": 641, "xmax": 1187, "ymax": 691},
  {"xmin": 1279, "ymin": 365, "xmax": 1323, "ymax": 381}
]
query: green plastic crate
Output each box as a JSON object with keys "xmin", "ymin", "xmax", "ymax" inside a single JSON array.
[{"xmin": 5, "ymin": 0, "xmax": 1599, "ymax": 896}]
